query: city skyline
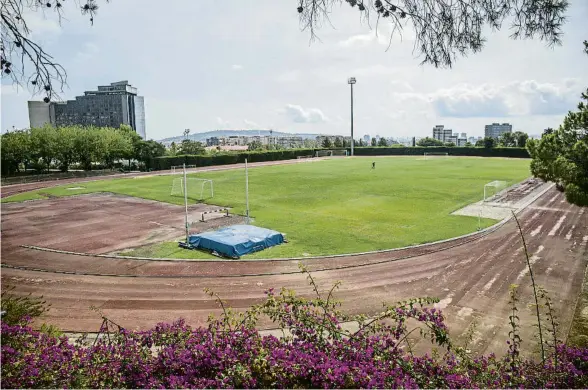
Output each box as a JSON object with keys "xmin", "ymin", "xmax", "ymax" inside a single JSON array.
[{"xmin": 1, "ymin": 0, "xmax": 587, "ymax": 140}]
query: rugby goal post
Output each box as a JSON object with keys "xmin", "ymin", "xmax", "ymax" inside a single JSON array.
[
  {"xmin": 423, "ymin": 152, "xmax": 449, "ymax": 160},
  {"xmin": 171, "ymin": 165, "xmax": 197, "ymax": 174},
  {"xmin": 483, "ymin": 180, "xmax": 508, "ymax": 202},
  {"xmin": 171, "ymin": 177, "xmax": 214, "ymax": 200}
]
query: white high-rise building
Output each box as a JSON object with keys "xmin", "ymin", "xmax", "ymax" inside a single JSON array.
[{"xmin": 485, "ymin": 123, "xmax": 512, "ymax": 139}]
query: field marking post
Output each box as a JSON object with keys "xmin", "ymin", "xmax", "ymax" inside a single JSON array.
[
  {"xmin": 183, "ymin": 163, "xmax": 189, "ymax": 243},
  {"xmin": 245, "ymin": 158, "xmax": 250, "ymax": 224}
]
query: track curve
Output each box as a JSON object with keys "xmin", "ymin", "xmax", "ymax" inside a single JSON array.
[{"xmin": 1, "ymin": 162, "xmax": 587, "ymax": 356}]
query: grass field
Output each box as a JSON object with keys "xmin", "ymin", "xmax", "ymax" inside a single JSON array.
[{"xmin": 3, "ymin": 157, "xmax": 531, "ymax": 259}]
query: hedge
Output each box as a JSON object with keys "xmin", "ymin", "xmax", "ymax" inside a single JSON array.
[
  {"xmin": 150, "ymin": 147, "xmax": 529, "ymax": 170},
  {"xmin": 353, "ymin": 146, "xmax": 530, "ymax": 158}
]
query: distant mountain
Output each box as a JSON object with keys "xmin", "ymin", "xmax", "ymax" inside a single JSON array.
[{"xmin": 158, "ymin": 130, "xmax": 322, "ymax": 144}]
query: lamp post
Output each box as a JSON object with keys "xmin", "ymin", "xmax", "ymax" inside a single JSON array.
[{"xmin": 348, "ymin": 77, "xmax": 356, "ymax": 156}]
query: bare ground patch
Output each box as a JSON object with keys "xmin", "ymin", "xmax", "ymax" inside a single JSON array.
[{"xmin": 0, "ymin": 193, "xmax": 241, "ymax": 255}]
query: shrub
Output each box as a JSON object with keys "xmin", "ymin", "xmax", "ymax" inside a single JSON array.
[{"xmin": 2, "ymin": 267, "xmax": 588, "ymax": 389}]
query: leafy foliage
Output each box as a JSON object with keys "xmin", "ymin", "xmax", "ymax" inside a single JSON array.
[
  {"xmin": 416, "ymin": 137, "xmax": 443, "ymax": 147},
  {"xmin": 527, "ymin": 44, "xmax": 588, "ymax": 206},
  {"xmin": 2, "ymin": 267, "xmax": 588, "ymax": 389},
  {"xmin": 0, "ymin": 125, "xmax": 165, "ymax": 175},
  {"xmin": 298, "ymin": 0, "xmax": 569, "ymax": 68}
]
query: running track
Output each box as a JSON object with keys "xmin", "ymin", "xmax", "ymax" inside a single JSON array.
[{"xmin": 1, "ymin": 160, "xmax": 586, "ymax": 356}]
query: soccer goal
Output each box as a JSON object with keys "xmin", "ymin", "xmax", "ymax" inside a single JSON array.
[
  {"xmin": 171, "ymin": 165, "xmax": 197, "ymax": 174},
  {"xmin": 316, "ymin": 150, "xmax": 333, "ymax": 157},
  {"xmin": 423, "ymin": 152, "xmax": 449, "ymax": 160},
  {"xmin": 297, "ymin": 155, "xmax": 314, "ymax": 159},
  {"xmin": 331, "ymin": 150, "xmax": 349, "ymax": 157},
  {"xmin": 483, "ymin": 180, "xmax": 508, "ymax": 202},
  {"xmin": 171, "ymin": 177, "xmax": 214, "ymax": 200}
]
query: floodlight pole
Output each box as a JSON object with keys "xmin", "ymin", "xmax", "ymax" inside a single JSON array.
[
  {"xmin": 245, "ymin": 158, "xmax": 250, "ymax": 224},
  {"xmin": 348, "ymin": 77, "xmax": 356, "ymax": 157},
  {"xmin": 183, "ymin": 163, "xmax": 189, "ymax": 243}
]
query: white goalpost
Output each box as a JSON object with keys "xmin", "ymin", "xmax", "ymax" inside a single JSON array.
[
  {"xmin": 483, "ymin": 180, "xmax": 508, "ymax": 202},
  {"xmin": 316, "ymin": 150, "xmax": 348, "ymax": 157},
  {"xmin": 171, "ymin": 177, "xmax": 214, "ymax": 200},
  {"xmin": 423, "ymin": 152, "xmax": 449, "ymax": 160},
  {"xmin": 171, "ymin": 165, "xmax": 197, "ymax": 174},
  {"xmin": 316, "ymin": 150, "xmax": 333, "ymax": 157}
]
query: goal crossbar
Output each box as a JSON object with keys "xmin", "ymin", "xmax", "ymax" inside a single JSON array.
[
  {"xmin": 171, "ymin": 177, "xmax": 214, "ymax": 200},
  {"xmin": 171, "ymin": 165, "xmax": 197, "ymax": 174},
  {"xmin": 483, "ymin": 180, "xmax": 508, "ymax": 202},
  {"xmin": 423, "ymin": 152, "xmax": 449, "ymax": 160}
]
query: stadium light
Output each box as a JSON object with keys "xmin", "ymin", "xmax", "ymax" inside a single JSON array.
[{"xmin": 348, "ymin": 77, "xmax": 356, "ymax": 156}]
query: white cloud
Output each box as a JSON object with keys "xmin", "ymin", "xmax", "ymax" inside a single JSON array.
[
  {"xmin": 243, "ymin": 119, "xmax": 260, "ymax": 128},
  {"xmin": 23, "ymin": 10, "xmax": 62, "ymax": 38},
  {"xmin": 231, "ymin": 64, "xmax": 243, "ymax": 70},
  {"xmin": 282, "ymin": 104, "xmax": 329, "ymax": 123},
  {"xmin": 216, "ymin": 117, "xmax": 230, "ymax": 128},
  {"xmin": 74, "ymin": 42, "xmax": 100, "ymax": 63},
  {"xmin": 391, "ymin": 79, "xmax": 582, "ymax": 118}
]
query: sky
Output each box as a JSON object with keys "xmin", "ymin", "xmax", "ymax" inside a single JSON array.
[{"xmin": 1, "ymin": 0, "xmax": 587, "ymax": 140}]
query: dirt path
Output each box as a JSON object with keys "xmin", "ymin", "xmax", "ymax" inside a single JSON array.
[{"xmin": 2, "ymin": 187, "xmax": 586, "ymax": 357}]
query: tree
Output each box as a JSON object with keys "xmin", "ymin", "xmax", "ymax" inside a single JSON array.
[
  {"xmin": 299, "ymin": 0, "xmax": 568, "ymax": 68},
  {"xmin": 0, "ymin": 129, "xmax": 31, "ymax": 175},
  {"xmin": 444, "ymin": 142, "xmax": 455, "ymax": 147},
  {"xmin": 168, "ymin": 141, "xmax": 178, "ymax": 156},
  {"xmin": 178, "ymin": 139, "xmax": 205, "ymax": 155},
  {"xmin": 29, "ymin": 125, "xmax": 58, "ymax": 172},
  {"xmin": 377, "ymin": 137, "xmax": 388, "ymax": 147},
  {"xmin": 416, "ymin": 137, "xmax": 443, "ymax": 147},
  {"xmin": 498, "ymin": 132, "xmax": 517, "ymax": 147},
  {"xmin": 464, "ymin": 142, "xmax": 473, "ymax": 147},
  {"xmin": 371, "ymin": 138, "xmax": 377, "ymax": 146},
  {"xmin": 248, "ymin": 140, "xmax": 263, "ymax": 151},
  {"xmin": 513, "ymin": 131, "xmax": 529, "ymax": 148},
  {"xmin": 53, "ymin": 126, "xmax": 77, "ymax": 172},
  {"xmin": 135, "ymin": 140, "xmax": 166, "ymax": 170},
  {"xmin": 475, "ymin": 137, "xmax": 495, "ymax": 148},
  {"xmin": 99, "ymin": 128, "xmax": 133, "ymax": 169},
  {"xmin": 2, "ymin": 1, "xmax": 571, "ymax": 100},
  {"xmin": 333, "ymin": 137, "xmax": 343, "ymax": 148},
  {"xmin": 73, "ymin": 126, "xmax": 102, "ymax": 171},
  {"xmin": 322, "ymin": 138, "xmax": 332, "ymax": 148},
  {"xmin": 527, "ymin": 63, "xmax": 588, "ymax": 205}
]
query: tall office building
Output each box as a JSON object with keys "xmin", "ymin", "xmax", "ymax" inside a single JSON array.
[
  {"xmin": 484, "ymin": 123, "xmax": 512, "ymax": 139},
  {"xmin": 28, "ymin": 81, "xmax": 146, "ymax": 139},
  {"xmin": 432, "ymin": 125, "xmax": 453, "ymax": 143}
]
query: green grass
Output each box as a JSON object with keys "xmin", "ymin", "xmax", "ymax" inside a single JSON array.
[{"xmin": 3, "ymin": 157, "xmax": 530, "ymax": 259}]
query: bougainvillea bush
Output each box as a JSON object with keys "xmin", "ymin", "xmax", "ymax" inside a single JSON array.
[{"xmin": 2, "ymin": 270, "xmax": 588, "ymax": 389}]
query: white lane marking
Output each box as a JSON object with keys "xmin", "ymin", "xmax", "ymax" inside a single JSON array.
[
  {"xmin": 549, "ymin": 194, "xmax": 558, "ymax": 203},
  {"xmin": 530, "ymin": 225, "xmax": 543, "ymax": 237},
  {"xmin": 583, "ymin": 235, "xmax": 588, "ymax": 244},
  {"xmin": 565, "ymin": 225, "xmax": 575, "ymax": 241},
  {"xmin": 482, "ymin": 276, "xmax": 498, "ymax": 292},
  {"xmin": 434, "ymin": 292, "xmax": 454, "ymax": 310},
  {"xmin": 548, "ymin": 215, "xmax": 566, "ymax": 236},
  {"xmin": 516, "ymin": 245, "xmax": 544, "ymax": 281}
]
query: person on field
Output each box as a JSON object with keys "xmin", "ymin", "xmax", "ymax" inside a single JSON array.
[{"xmin": 372, "ymin": 161, "xmax": 376, "ymax": 169}]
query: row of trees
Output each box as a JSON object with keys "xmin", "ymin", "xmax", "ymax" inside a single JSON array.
[
  {"xmin": 0, "ymin": 125, "xmax": 166, "ymax": 175},
  {"xmin": 417, "ymin": 132, "xmax": 529, "ymax": 148},
  {"xmin": 527, "ymin": 41, "xmax": 587, "ymax": 207}
]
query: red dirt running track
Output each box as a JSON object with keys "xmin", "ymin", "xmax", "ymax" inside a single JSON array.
[{"xmin": 1, "ymin": 160, "xmax": 587, "ymax": 356}]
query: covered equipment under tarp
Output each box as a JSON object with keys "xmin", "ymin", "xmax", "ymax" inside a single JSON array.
[{"xmin": 185, "ymin": 225, "xmax": 285, "ymax": 258}]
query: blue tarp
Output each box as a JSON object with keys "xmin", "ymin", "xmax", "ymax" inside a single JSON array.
[{"xmin": 186, "ymin": 225, "xmax": 285, "ymax": 258}]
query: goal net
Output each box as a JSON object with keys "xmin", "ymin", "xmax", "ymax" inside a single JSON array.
[
  {"xmin": 423, "ymin": 152, "xmax": 449, "ymax": 159},
  {"xmin": 297, "ymin": 155, "xmax": 314, "ymax": 159},
  {"xmin": 316, "ymin": 150, "xmax": 333, "ymax": 157},
  {"xmin": 483, "ymin": 180, "xmax": 508, "ymax": 202},
  {"xmin": 331, "ymin": 150, "xmax": 349, "ymax": 157},
  {"xmin": 171, "ymin": 165, "xmax": 197, "ymax": 174},
  {"xmin": 171, "ymin": 178, "xmax": 214, "ymax": 200}
]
